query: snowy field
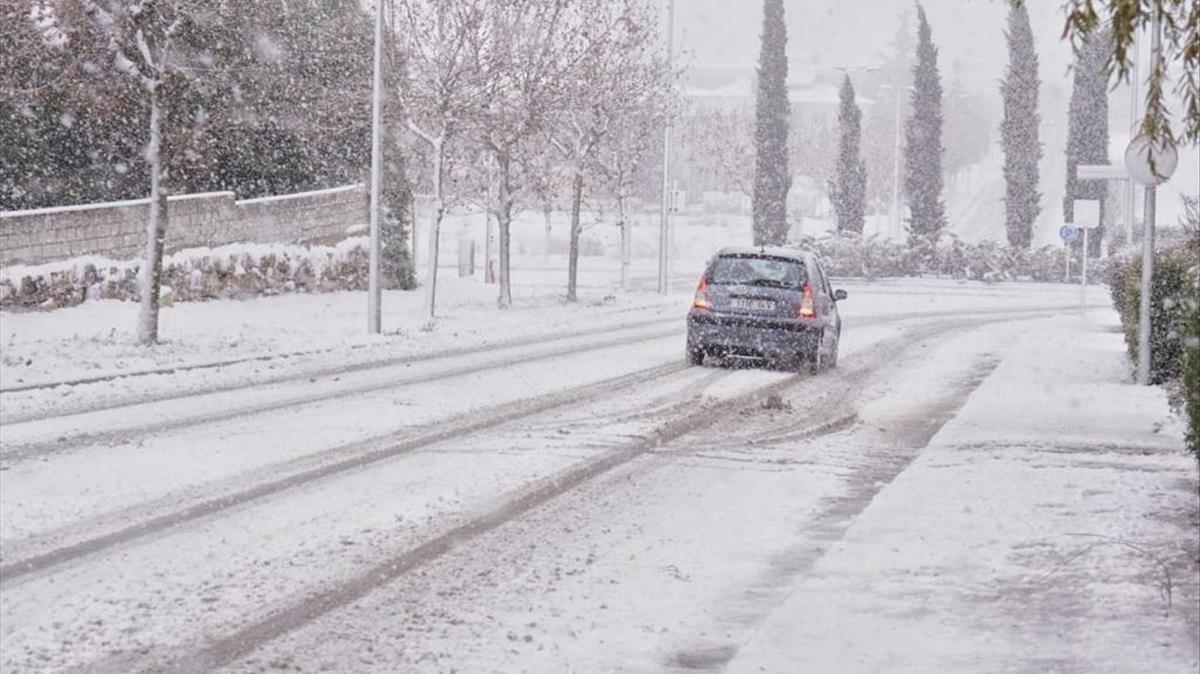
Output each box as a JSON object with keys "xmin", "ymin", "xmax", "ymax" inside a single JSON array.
[{"xmin": 1, "ymin": 260, "xmax": 1195, "ymax": 673}]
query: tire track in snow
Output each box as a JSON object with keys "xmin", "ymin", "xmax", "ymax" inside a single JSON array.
[
  {"xmin": 0, "ymin": 313, "xmax": 682, "ymax": 422},
  {"xmin": 0, "ymin": 306, "xmax": 1078, "ymax": 584},
  {"xmin": 0, "ymin": 360, "xmax": 697, "ymax": 585},
  {"xmin": 0, "ymin": 301, "xmax": 1094, "ymax": 464},
  {"xmin": 147, "ymin": 313, "xmax": 1042, "ymax": 673},
  {"xmin": 0, "ymin": 324, "xmax": 683, "ymax": 462},
  {"xmin": 203, "ymin": 318, "xmax": 1011, "ymax": 674},
  {"xmin": 156, "ymin": 372, "xmax": 808, "ymax": 674},
  {"xmin": 666, "ymin": 353, "xmax": 1004, "ymax": 671}
]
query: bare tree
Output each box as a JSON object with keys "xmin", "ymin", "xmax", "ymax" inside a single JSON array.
[
  {"xmin": 594, "ymin": 59, "xmax": 671, "ymax": 290},
  {"xmin": 395, "ymin": 0, "xmax": 487, "ymax": 318},
  {"xmin": 679, "ymin": 104, "xmax": 756, "ymax": 200},
  {"xmin": 468, "ymin": 0, "xmax": 578, "ymax": 309},
  {"xmin": 549, "ymin": 0, "xmax": 660, "ymax": 302},
  {"xmin": 81, "ymin": 0, "xmax": 194, "ymax": 344},
  {"xmin": 524, "ymin": 150, "xmax": 567, "ymax": 256}
]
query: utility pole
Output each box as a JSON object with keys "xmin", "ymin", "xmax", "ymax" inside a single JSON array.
[
  {"xmin": 367, "ymin": 0, "xmax": 385, "ymax": 334},
  {"xmin": 657, "ymin": 0, "xmax": 674, "ymax": 296}
]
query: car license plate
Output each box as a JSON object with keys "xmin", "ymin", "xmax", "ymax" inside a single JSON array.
[{"xmin": 731, "ymin": 298, "xmax": 775, "ymax": 311}]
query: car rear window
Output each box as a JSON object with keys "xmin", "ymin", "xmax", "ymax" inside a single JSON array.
[{"xmin": 709, "ymin": 255, "xmax": 807, "ymax": 289}]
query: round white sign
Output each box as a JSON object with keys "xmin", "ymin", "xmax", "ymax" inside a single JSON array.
[{"xmin": 1124, "ymin": 134, "xmax": 1180, "ymax": 186}]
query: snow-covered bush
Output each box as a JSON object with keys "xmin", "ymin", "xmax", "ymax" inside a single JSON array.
[
  {"xmin": 795, "ymin": 232, "xmax": 1080, "ymax": 284},
  {"xmin": 0, "ymin": 239, "xmax": 372, "ymax": 310},
  {"xmin": 1110, "ymin": 246, "xmax": 1194, "ymax": 385},
  {"xmin": 1107, "ymin": 210, "xmax": 1200, "ymax": 460}
]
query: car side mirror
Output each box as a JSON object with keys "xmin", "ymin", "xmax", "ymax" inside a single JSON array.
[{"xmin": 833, "ymin": 289, "xmax": 848, "ymax": 301}]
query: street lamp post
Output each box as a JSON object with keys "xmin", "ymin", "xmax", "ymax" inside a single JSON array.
[
  {"xmin": 366, "ymin": 0, "xmax": 385, "ymax": 334},
  {"xmin": 658, "ymin": 0, "xmax": 674, "ymax": 296}
]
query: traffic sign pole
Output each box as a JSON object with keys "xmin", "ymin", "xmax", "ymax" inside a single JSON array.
[
  {"xmin": 1059, "ymin": 225, "xmax": 1078, "ymax": 283},
  {"xmin": 1125, "ymin": 12, "xmax": 1179, "ymax": 385},
  {"xmin": 1081, "ymin": 226, "xmax": 1089, "ymax": 313},
  {"xmin": 1137, "ymin": 187, "xmax": 1156, "ymax": 384}
]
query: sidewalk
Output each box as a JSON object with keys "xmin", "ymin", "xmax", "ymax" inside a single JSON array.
[{"xmin": 726, "ymin": 310, "xmax": 1200, "ymax": 673}]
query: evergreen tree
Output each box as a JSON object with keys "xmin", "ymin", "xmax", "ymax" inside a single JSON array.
[
  {"xmin": 751, "ymin": 0, "xmax": 791, "ymax": 245},
  {"xmin": 1000, "ymin": 3, "xmax": 1042, "ymax": 249},
  {"xmin": 1, "ymin": 0, "xmax": 376, "ymax": 211},
  {"xmin": 1064, "ymin": 29, "xmax": 1111, "ymax": 259},
  {"xmin": 833, "ymin": 75, "xmax": 867, "ymax": 234},
  {"xmin": 380, "ymin": 129, "xmax": 415, "ymax": 290},
  {"xmin": 903, "ymin": 4, "xmax": 947, "ymax": 255}
]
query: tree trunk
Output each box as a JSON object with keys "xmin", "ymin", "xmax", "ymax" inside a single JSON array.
[
  {"xmin": 618, "ymin": 184, "xmax": 631, "ymax": 291},
  {"xmin": 409, "ymin": 195, "xmax": 419, "ymax": 276},
  {"xmin": 497, "ymin": 152, "xmax": 513, "ymax": 309},
  {"xmin": 138, "ymin": 87, "xmax": 167, "ymax": 346},
  {"xmin": 566, "ymin": 169, "xmax": 584, "ymax": 302},
  {"xmin": 424, "ymin": 143, "xmax": 445, "ymax": 319},
  {"xmin": 543, "ymin": 207, "xmax": 553, "ymax": 257}
]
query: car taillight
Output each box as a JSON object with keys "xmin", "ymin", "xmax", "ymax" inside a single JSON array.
[
  {"xmin": 693, "ymin": 276, "xmax": 711, "ymax": 309},
  {"xmin": 796, "ymin": 283, "xmax": 816, "ymax": 318}
]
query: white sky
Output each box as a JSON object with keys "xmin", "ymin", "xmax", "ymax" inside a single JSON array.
[{"xmin": 673, "ymin": 0, "xmax": 1074, "ymax": 87}]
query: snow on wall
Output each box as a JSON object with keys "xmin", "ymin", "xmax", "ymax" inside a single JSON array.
[{"xmin": 0, "ymin": 185, "xmax": 368, "ymax": 268}]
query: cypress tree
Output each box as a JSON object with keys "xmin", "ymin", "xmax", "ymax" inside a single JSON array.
[
  {"xmin": 1001, "ymin": 3, "xmax": 1042, "ymax": 249},
  {"xmin": 1064, "ymin": 29, "xmax": 1111, "ymax": 258},
  {"xmin": 380, "ymin": 130, "xmax": 416, "ymax": 290},
  {"xmin": 903, "ymin": 4, "xmax": 947, "ymax": 254},
  {"xmin": 752, "ymin": 0, "xmax": 791, "ymax": 246},
  {"xmin": 833, "ymin": 75, "xmax": 867, "ymax": 234}
]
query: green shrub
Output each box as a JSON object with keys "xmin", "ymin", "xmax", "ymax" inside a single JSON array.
[
  {"xmin": 1117, "ymin": 248, "xmax": 1193, "ymax": 385},
  {"xmin": 1107, "ymin": 226, "xmax": 1199, "ymax": 460},
  {"xmin": 1184, "ymin": 304, "xmax": 1200, "ymax": 458}
]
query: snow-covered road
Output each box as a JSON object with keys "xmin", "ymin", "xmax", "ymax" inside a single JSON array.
[{"xmin": 0, "ymin": 280, "xmax": 1195, "ymax": 673}]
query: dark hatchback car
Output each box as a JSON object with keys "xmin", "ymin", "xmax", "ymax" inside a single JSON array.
[{"xmin": 686, "ymin": 247, "xmax": 846, "ymax": 371}]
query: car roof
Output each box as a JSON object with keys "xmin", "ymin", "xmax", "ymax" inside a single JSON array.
[{"xmin": 712, "ymin": 246, "xmax": 815, "ymax": 266}]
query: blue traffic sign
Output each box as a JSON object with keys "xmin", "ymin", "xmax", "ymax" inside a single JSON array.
[{"xmin": 1059, "ymin": 225, "xmax": 1080, "ymax": 243}]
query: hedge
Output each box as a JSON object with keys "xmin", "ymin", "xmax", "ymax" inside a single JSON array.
[
  {"xmin": 0, "ymin": 239, "xmax": 373, "ymax": 310},
  {"xmin": 1107, "ymin": 234, "xmax": 1200, "ymax": 458},
  {"xmin": 793, "ymin": 233, "xmax": 1102, "ymax": 284}
]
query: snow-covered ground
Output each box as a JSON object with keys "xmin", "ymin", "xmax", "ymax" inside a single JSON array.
[
  {"xmin": 0, "ymin": 266, "xmax": 1194, "ymax": 673},
  {"xmin": 726, "ymin": 310, "xmax": 1199, "ymax": 673}
]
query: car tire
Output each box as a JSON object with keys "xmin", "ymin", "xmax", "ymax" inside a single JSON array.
[
  {"xmin": 805, "ymin": 338, "xmax": 823, "ymax": 374},
  {"xmin": 686, "ymin": 343, "xmax": 705, "ymax": 366},
  {"xmin": 806, "ymin": 328, "xmax": 837, "ymax": 374}
]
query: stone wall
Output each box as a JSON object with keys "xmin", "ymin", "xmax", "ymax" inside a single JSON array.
[{"xmin": 0, "ymin": 184, "xmax": 367, "ymax": 268}]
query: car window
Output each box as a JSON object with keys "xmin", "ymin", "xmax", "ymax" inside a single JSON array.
[
  {"xmin": 808, "ymin": 261, "xmax": 829, "ymax": 296},
  {"xmin": 709, "ymin": 255, "xmax": 807, "ymax": 289}
]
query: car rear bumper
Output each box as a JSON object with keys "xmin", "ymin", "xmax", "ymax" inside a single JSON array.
[{"xmin": 687, "ymin": 310, "xmax": 819, "ymax": 359}]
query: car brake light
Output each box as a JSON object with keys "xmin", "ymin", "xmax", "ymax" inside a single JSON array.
[
  {"xmin": 796, "ymin": 283, "xmax": 816, "ymax": 318},
  {"xmin": 693, "ymin": 276, "xmax": 710, "ymax": 309}
]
